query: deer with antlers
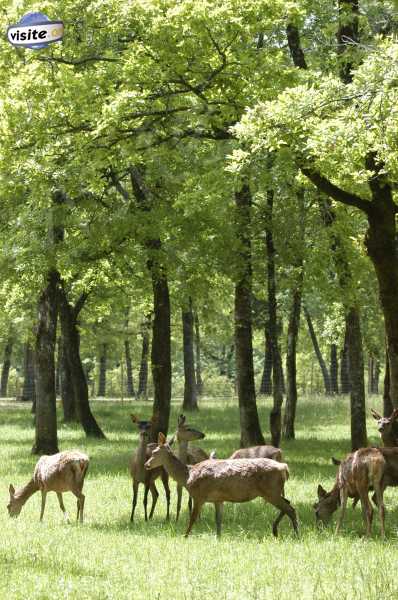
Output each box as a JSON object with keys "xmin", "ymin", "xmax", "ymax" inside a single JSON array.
[
  {"xmin": 7, "ymin": 450, "xmax": 89, "ymax": 523},
  {"xmin": 371, "ymin": 408, "xmax": 398, "ymax": 447},
  {"xmin": 129, "ymin": 414, "xmax": 171, "ymax": 522}
]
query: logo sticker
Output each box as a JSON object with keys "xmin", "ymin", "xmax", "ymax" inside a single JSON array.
[{"xmin": 7, "ymin": 12, "xmax": 64, "ymax": 50}]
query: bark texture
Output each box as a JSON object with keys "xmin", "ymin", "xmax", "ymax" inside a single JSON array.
[
  {"xmin": 283, "ymin": 281, "xmax": 303, "ymax": 439},
  {"xmin": 330, "ymin": 344, "xmax": 339, "ymax": 394},
  {"xmin": 22, "ymin": 342, "xmax": 36, "ymax": 404},
  {"xmin": 182, "ymin": 298, "xmax": 198, "ymax": 411},
  {"xmin": 98, "ymin": 343, "xmax": 107, "ymax": 397},
  {"xmin": 137, "ymin": 316, "xmax": 150, "ymax": 399},
  {"xmin": 59, "ymin": 336, "xmax": 76, "ymax": 422},
  {"xmin": 124, "ymin": 339, "xmax": 135, "ymax": 397},
  {"xmin": 0, "ymin": 338, "xmax": 13, "ymax": 397},
  {"xmin": 259, "ymin": 326, "xmax": 273, "ymax": 395},
  {"xmin": 346, "ymin": 308, "xmax": 367, "ymax": 449},
  {"xmin": 194, "ymin": 312, "xmax": 204, "ymax": 396},
  {"xmin": 304, "ymin": 307, "xmax": 332, "ymax": 394}
]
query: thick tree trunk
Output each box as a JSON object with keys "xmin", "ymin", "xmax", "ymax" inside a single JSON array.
[
  {"xmin": 340, "ymin": 324, "xmax": 351, "ymax": 394},
  {"xmin": 32, "ymin": 271, "xmax": 59, "ymax": 455},
  {"xmin": 150, "ymin": 266, "xmax": 171, "ymax": 441},
  {"xmin": 384, "ymin": 347, "xmax": 393, "ymax": 417},
  {"xmin": 58, "ymin": 288, "xmax": 105, "ymax": 438},
  {"xmin": 304, "ymin": 307, "xmax": 332, "ymax": 394},
  {"xmin": 22, "ymin": 342, "xmax": 36, "ymax": 404},
  {"xmin": 137, "ymin": 316, "xmax": 150, "ymax": 399},
  {"xmin": 182, "ymin": 298, "xmax": 198, "ymax": 411},
  {"xmin": 98, "ymin": 343, "xmax": 107, "ymax": 397},
  {"xmin": 283, "ymin": 280, "xmax": 303, "ymax": 439},
  {"xmin": 0, "ymin": 338, "xmax": 13, "ymax": 397},
  {"xmin": 194, "ymin": 312, "xmax": 203, "ymax": 396},
  {"xmin": 235, "ymin": 183, "xmax": 265, "ymax": 447},
  {"xmin": 330, "ymin": 344, "xmax": 339, "ymax": 394},
  {"xmin": 259, "ymin": 326, "xmax": 273, "ymax": 395},
  {"xmin": 124, "ymin": 340, "xmax": 135, "ymax": 397},
  {"xmin": 266, "ymin": 190, "xmax": 284, "ymax": 447},
  {"xmin": 372, "ymin": 359, "xmax": 380, "ymax": 394},
  {"xmin": 55, "ymin": 338, "xmax": 61, "ymax": 397},
  {"xmin": 346, "ymin": 308, "xmax": 367, "ymax": 450},
  {"xmin": 59, "ymin": 337, "xmax": 76, "ymax": 422}
]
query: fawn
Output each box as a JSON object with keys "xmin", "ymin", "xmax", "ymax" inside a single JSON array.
[
  {"xmin": 313, "ymin": 447, "xmax": 386, "ymax": 537},
  {"xmin": 7, "ymin": 450, "xmax": 89, "ymax": 523},
  {"xmin": 145, "ymin": 432, "xmax": 298, "ymax": 538},
  {"xmin": 230, "ymin": 445, "xmax": 282, "ymax": 461},
  {"xmin": 170, "ymin": 414, "xmax": 208, "ymax": 521},
  {"xmin": 371, "ymin": 408, "xmax": 398, "ymax": 447},
  {"xmin": 129, "ymin": 414, "xmax": 170, "ymax": 522}
]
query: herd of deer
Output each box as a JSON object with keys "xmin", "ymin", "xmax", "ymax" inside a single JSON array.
[{"xmin": 7, "ymin": 408, "xmax": 398, "ymax": 539}]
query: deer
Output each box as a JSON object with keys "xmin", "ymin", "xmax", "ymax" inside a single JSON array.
[
  {"xmin": 145, "ymin": 432, "xmax": 298, "ymax": 538},
  {"xmin": 7, "ymin": 450, "xmax": 89, "ymax": 523},
  {"xmin": 371, "ymin": 408, "xmax": 398, "ymax": 447},
  {"xmin": 129, "ymin": 414, "xmax": 170, "ymax": 522},
  {"xmin": 169, "ymin": 414, "xmax": 208, "ymax": 521},
  {"xmin": 230, "ymin": 445, "xmax": 282, "ymax": 461},
  {"xmin": 313, "ymin": 447, "xmax": 386, "ymax": 537}
]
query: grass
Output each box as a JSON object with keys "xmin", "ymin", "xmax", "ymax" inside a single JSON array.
[{"xmin": 1, "ymin": 395, "xmax": 398, "ymax": 600}]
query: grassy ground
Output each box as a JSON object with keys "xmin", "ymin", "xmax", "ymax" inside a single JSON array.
[{"xmin": 0, "ymin": 395, "xmax": 397, "ymax": 600}]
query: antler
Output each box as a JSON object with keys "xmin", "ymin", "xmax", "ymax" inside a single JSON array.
[{"xmin": 371, "ymin": 408, "xmax": 382, "ymax": 420}]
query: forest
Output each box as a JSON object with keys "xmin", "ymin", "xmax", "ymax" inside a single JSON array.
[{"xmin": 1, "ymin": 1, "xmax": 398, "ymax": 599}]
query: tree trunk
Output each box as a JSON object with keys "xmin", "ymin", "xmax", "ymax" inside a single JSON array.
[
  {"xmin": 346, "ymin": 308, "xmax": 367, "ymax": 450},
  {"xmin": 340, "ymin": 323, "xmax": 351, "ymax": 393},
  {"xmin": 235, "ymin": 183, "xmax": 265, "ymax": 447},
  {"xmin": 304, "ymin": 307, "xmax": 332, "ymax": 394},
  {"xmin": 182, "ymin": 298, "xmax": 198, "ymax": 411},
  {"xmin": 283, "ymin": 279, "xmax": 303, "ymax": 439},
  {"xmin": 194, "ymin": 312, "xmax": 204, "ymax": 396},
  {"xmin": 98, "ymin": 343, "xmax": 107, "ymax": 397},
  {"xmin": 22, "ymin": 342, "xmax": 36, "ymax": 404},
  {"xmin": 259, "ymin": 326, "xmax": 273, "ymax": 395},
  {"xmin": 59, "ymin": 337, "xmax": 76, "ymax": 422},
  {"xmin": 124, "ymin": 340, "xmax": 135, "ymax": 397},
  {"xmin": 330, "ymin": 344, "xmax": 339, "ymax": 394},
  {"xmin": 32, "ymin": 270, "xmax": 59, "ymax": 455},
  {"xmin": 383, "ymin": 346, "xmax": 393, "ymax": 417},
  {"xmin": 0, "ymin": 338, "xmax": 13, "ymax": 397},
  {"xmin": 58, "ymin": 288, "xmax": 105, "ymax": 438},
  {"xmin": 265, "ymin": 190, "xmax": 284, "ymax": 447},
  {"xmin": 137, "ymin": 316, "xmax": 150, "ymax": 399},
  {"xmin": 55, "ymin": 338, "xmax": 61, "ymax": 397},
  {"xmin": 149, "ymin": 265, "xmax": 171, "ymax": 441},
  {"xmin": 372, "ymin": 359, "xmax": 380, "ymax": 394}
]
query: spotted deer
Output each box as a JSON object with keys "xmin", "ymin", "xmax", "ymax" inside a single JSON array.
[
  {"xmin": 7, "ymin": 450, "xmax": 89, "ymax": 523},
  {"xmin": 313, "ymin": 447, "xmax": 386, "ymax": 537},
  {"xmin": 129, "ymin": 414, "xmax": 170, "ymax": 522},
  {"xmin": 145, "ymin": 433, "xmax": 298, "ymax": 538},
  {"xmin": 230, "ymin": 445, "xmax": 282, "ymax": 461},
  {"xmin": 371, "ymin": 408, "xmax": 398, "ymax": 447}
]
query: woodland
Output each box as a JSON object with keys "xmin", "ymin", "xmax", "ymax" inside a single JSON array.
[{"xmin": 1, "ymin": 1, "xmax": 398, "ymax": 599}]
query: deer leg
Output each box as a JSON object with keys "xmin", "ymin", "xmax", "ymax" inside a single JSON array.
[
  {"xmin": 148, "ymin": 482, "xmax": 159, "ymax": 520},
  {"xmin": 130, "ymin": 481, "xmax": 139, "ymax": 522},
  {"xmin": 374, "ymin": 484, "xmax": 385, "ymax": 539},
  {"xmin": 161, "ymin": 472, "xmax": 170, "ymax": 521},
  {"xmin": 359, "ymin": 491, "xmax": 373, "ymax": 537},
  {"xmin": 215, "ymin": 503, "xmax": 223, "ymax": 538},
  {"xmin": 176, "ymin": 484, "xmax": 183, "ymax": 522},
  {"xmin": 72, "ymin": 488, "xmax": 85, "ymax": 523},
  {"xmin": 39, "ymin": 491, "xmax": 47, "ymax": 522},
  {"xmin": 335, "ymin": 488, "xmax": 348, "ymax": 535},
  {"xmin": 143, "ymin": 484, "xmax": 150, "ymax": 521},
  {"xmin": 270, "ymin": 497, "xmax": 298, "ymax": 537},
  {"xmin": 188, "ymin": 495, "xmax": 193, "ymax": 516},
  {"xmin": 184, "ymin": 499, "xmax": 202, "ymax": 538},
  {"xmin": 56, "ymin": 493, "xmax": 69, "ymax": 523},
  {"xmin": 78, "ymin": 493, "xmax": 85, "ymax": 523}
]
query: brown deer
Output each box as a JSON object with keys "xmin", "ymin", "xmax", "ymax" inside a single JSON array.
[
  {"xmin": 170, "ymin": 414, "xmax": 208, "ymax": 521},
  {"xmin": 145, "ymin": 433, "xmax": 298, "ymax": 538},
  {"xmin": 129, "ymin": 414, "xmax": 170, "ymax": 522},
  {"xmin": 313, "ymin": 447, "xmax": 386, "ymax": 537},
  {"xmin": 7, "ymin": 450, "xmax": 89, "ymax": 523},
  {"xmin": 371, "ymin": 408, "xmax": 398, "ymax": 446},
  {"xmin": 230, "ymin": 445, "xmax": 282, "ymax": 461}
]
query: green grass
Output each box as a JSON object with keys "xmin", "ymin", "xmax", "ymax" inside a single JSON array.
[{"xmin": 1, "ymin": 395, "xmax": 397, "ymax": 600}]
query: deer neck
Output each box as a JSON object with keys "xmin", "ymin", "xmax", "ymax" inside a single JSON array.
[
  {"xmin": 162, "ymin": 452, "xmax": 189, "ymax": 488},
  {"xmin": 177, "ymin": 439, "xmax": 189, "ymax": 464},
  {"xmin": 383, "ymin": 432, "xmax": 398, "ymax": 447},
  {"xmin": 136, "ymin": 437, "xmax": 149, "ymax": 479},
  {"xmin": 15, "ymin": 478, "xmax": 39, "ymax": 506}
]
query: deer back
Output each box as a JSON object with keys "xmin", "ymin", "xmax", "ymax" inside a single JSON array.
[
  {"xmin": 230, "ymin": 445, "xmax": 282, "ymax": 462},
  {"xmin": 34, "ymin": 450, "xmax": 89, "ymax": 493}
]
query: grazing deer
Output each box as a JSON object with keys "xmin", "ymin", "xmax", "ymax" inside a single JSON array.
[
  {"xmin": 313, "ymin": 447, "xmax": 386, "ymax": 537},
  {"xmin": 129, "ymin": 414, "xmax": 170, "ymax": 522},
  {"xmin": 170, "ymin": 414, "xmax": 208, "ymax": 521},
  {"xmin": 7, "ymin": 450, "xmax": 89, "ymax": 523},
  {"xmin": 145, "ymin": 433, "xmax": 298, "ymax": 538},
  {"xmin": 371, "ymin": 408, "xmax": 398, "ymax": 447},
  {"xmin": 230, "ymin": 445, "xmax": 282, "ymax": 461}
]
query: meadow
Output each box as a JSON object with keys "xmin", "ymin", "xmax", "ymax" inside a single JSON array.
[{"xmin": 0, "ymin": 396, "xmax": 397, "ymax": 600}]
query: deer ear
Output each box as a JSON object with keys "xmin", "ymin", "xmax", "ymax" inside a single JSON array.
[
  {"xmin": 9, "ymin": 484, "xmax": 15, "ymax": 496},
  {"xmin": 158, "ymin": 432, "xmax": 166, "ymax": 445},
  {"xmin": 331, "ymin": 457, "xmax": 341, "ymax": 466},
  {"xmin": 371, "ymin": 408, "xmax": 382, "ymax": 420},
  {"xmin": 130, "ymin": 414, "xmax": 138, "ymax": 424},
  {"xmin": 178, "ymin": 414, "xmax": 186, "ymax": 426},
  {"xmin": 317, "ymin": 484, "xmax": 327, "ymax": 499}
]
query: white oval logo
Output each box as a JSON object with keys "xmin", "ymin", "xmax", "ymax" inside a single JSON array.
[{"xmin": 7, "ymin": 13, "xmax": 64, "ymax": 49}]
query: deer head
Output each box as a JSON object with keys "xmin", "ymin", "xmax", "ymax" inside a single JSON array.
[
  {"xmin": 371, "ymin": 408, "xmax": 398, "ymax": 445},
  {"xmin": 130, "ymin": 413, "xmax": 157, "ymax": 440},
  {"xmin": 176, "ymin": 414, "xmax": 205, "ymax": 443},
  {"xmin": 313, "ymin": 484, "xmax": 339, "ymax": 526},
  {"xmin": 145, "ymin": 432, "xmax": 171, "ymax": 470},
  {"xmin": 7, "ymin": 484, "xmax": 23, "ymax": 518}
]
